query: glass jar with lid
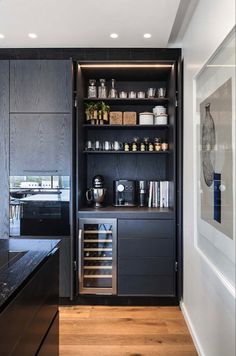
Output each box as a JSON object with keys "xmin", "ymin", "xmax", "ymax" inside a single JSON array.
[
  {"xmin": 98, "ymin": 79, "xmax": 108, "ymax": 98},
  {"xmin": 108, "ymin": 79, "xmax": 118, "ymax": 98},
  {"xmin": 87, "ymin": 79, "xmax": 97, "ymax": 98},
  {"xmin": 154, "ymin": 137, "xmax": 162, "ymax": 151}
]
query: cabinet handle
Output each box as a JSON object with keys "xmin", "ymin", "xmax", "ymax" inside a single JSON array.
[{"xmin": 78, "ymin": 229, "xmax": 82, "ymax": 285}]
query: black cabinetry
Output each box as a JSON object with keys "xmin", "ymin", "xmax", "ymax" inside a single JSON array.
[
  {"xmin": 9, "ymin": 60, "xmax": 72, "ymax": 175},
  {"xmin": 0, "ymin": 61, "xmax": 9, "ymax": 238},
  {"xmin": 118, "ymin": 219, "xmax": 175, "ymax": 296},
  {"xmin": 76, "ymin": 59, "xmax": 181, "ymax": 299},
  {"xmin": 10, "ymin": 60, "xmax": 71, "ymax": 113}
]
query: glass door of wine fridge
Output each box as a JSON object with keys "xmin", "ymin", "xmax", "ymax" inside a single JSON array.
[{"xmin": 78, "ymin": 218, "xmax": 117, "ymax": 294}]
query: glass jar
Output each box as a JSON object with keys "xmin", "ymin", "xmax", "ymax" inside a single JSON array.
[
  {"xmin": 154, "ymin": 137, "xmax": 162, "ymax": 151},
  {"xmin": 140, "ymin": 140, "xmax": 146, "ymax": 152},
  {"xmin": 124, "ymin": 142, "xmax": 130, "ymax": 152},
  {"xmin": 148, "ymin": 142, "xmax": 154, "ymax": 151},
  {"xmin": 98, "ymin": 79, "xmax": 107, "ymax": 98},
  {"xmin": 131, "ymin": 137, "xmax": 139, "ymax": 152},
  {"xmin": 87, "ymin": 79, "xmax": 97, "ymax": 98},
  {"xmin": 108, "ymin": 79, "xmax": 117, "ymax": 98},
  {"xmin": 144, "ymin": 137, "xmax": 149, "ymax": 151}
]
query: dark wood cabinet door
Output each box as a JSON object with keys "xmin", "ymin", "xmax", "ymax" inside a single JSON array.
[
  {"xmin": 118, "ymin": 219, "xmax": 175, "ymax": 296},
  {"xmin": 0, "ymin": 61, "xmax": 9, "ymax": 238},
  {"xmin": 10, "ymin": 60, "xmax": 72, "ymax": 113},
  {"xmin": 10, "ymin": 113, "xmax": 71, "ymax": 175}
]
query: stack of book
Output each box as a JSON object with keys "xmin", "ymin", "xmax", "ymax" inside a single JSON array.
[{"xmin": 148, "ymin": 181, "xmax": 172, "ymax": 208}]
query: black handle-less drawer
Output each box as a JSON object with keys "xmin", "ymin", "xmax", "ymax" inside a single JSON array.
[
  {"xmin": 118, "ymin": 238, "xmax": 174, "ymax": 258},
  {"xmin": 118, "ymin": 219, "xmax": 174, "ymax": 239}
]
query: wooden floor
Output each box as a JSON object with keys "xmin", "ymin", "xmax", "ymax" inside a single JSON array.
[{"xmin": 59, "ymin": 306, "xmax": 197, "ymax": 356}]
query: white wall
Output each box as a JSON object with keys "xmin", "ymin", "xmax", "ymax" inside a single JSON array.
[{"xmin": 181, "ymin": 1, "xmax": 235, "ymax": 355}]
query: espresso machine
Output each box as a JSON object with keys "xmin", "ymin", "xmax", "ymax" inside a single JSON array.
[
  {"xmin": 86, "ymin": 175, "xmax": 106, "ymax": 208},
  {"xmin": 113, "ymin": 180, "xmax": 136, "ymax": 206}
]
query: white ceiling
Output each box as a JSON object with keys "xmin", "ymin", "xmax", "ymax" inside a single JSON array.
[{"xmin": 0, "ymin": 0, "xmax": 193, "ymax": 48}]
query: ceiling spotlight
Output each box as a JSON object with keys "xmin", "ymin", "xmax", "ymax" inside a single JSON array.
[
  {"xmin": 28, "ymin": 33, "xmax": 38, "ymax": 39},
  {"xmin": 110, "ymin": 33, "xmax": 119, "ymax": 39},
  {"xmin": 0, "ymin": 34, "xmax": 5, "ymax": 39},
  {"xmin": 143, "ymin": 33, "xmax": 152, "ymax": 39}
]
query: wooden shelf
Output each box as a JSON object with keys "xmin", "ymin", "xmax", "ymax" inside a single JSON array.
[
  {"xmin": 83, "ymin": 98, "xmax": 169, "ymax": 105},
  {"xmin": 83, "ymin": 124, "xmax": 169, "ymax": 129},
  {"xmin": 83, "ymin": 150, "xmax": 170, "ymax": 154}
]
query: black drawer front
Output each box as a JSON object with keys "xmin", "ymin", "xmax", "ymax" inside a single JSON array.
[
  {"xmin": 118, "ymin": 275, "xmax": 174, "ymax": 296},
  {"xmin": 118, "ymin": 238, "xmax": 173, "ymax": 258},
  {"xmin": 119, "ymin": 257, "xmax": 174, "ymax": 275},
  {"xmin": 118, "ymin": 219, "xmax": 174, "ymax": 239}
]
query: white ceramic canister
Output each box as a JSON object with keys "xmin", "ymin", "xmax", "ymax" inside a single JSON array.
[
  {"xmin": 139, "ymin": 112, "xmax": 153, "ymax": 125},
  {"xmin": 154, "ymin": 114, "xmax": 168, "ymax": 125},
  {"xmin": 153, "ymin": 105, "xmax": 166, "ymax": 116}
]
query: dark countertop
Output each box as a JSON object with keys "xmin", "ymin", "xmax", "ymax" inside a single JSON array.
[
  {"xmin": 0, "ymin": 238, "xmax": 60, "ymax": 312},
  {"xmin": 78, "ymin": 206, "xmax": 174, "ymax": 219}
]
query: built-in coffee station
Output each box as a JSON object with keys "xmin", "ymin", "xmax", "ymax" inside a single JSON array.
[{"xmin": 0, "ymin": 49, "xmax": 182, "ymax": 305}]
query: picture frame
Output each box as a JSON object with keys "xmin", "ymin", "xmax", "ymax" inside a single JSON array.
[{"xmin": 194, "ymin": 26, "xmax": 236, "ymax": 291}]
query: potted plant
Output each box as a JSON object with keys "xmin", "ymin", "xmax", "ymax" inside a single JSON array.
[
  {"xmin": 85, "ymin": 103, "xmax": 98, "ymax": 125},
  {"xmin": 97, "ymin": 101, "xmax": 110, "ymax": 125}
]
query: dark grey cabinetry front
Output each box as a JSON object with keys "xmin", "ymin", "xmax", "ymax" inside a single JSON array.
[
  {"xmin": 118, "ymin": 219, "xmax": 175, "ymax": 296},
  {"xmin": 10, "ymin": 113, "xmax": 71, "ymax": 175},
  {"xmin": 0, "ymin": 61, "xmax": 9, "ymax": 238},
  {"xmin": 10, "ymin": 60, "xmax": 72, "ymax": 113},
  {"xmin": 9, "ymin": 59, "xmax": 72, "ymax": 175}
]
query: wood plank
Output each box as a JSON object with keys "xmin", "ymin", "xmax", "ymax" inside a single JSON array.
[
  {"xmin": 60, "ymin": 345, "xmax": 197, "ymax": 356},
  {"xmin": 60, "ymin": 318, "xmax": 168, "ymax": 335}
]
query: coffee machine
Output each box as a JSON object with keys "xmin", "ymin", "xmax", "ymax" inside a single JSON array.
[{"xmin": 113, "ymin": 180, "xmax": 136, "ymax": 206}]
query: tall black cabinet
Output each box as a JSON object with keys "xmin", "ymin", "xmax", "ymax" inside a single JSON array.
[{"xmin": 76, "ymin": 57, "xmax": 182, "ymax": 301}]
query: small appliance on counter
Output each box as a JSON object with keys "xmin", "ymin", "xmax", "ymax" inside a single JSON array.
[
  {"xmin": 138, "ymin": 180, "xmax": 148, "ymax": 207},
  {"xmin": 86, "ymin": 175, "xmax": 106, "ymax": 208},
  {"xmin": 113, "ymin": 180, "xmax": 136, "ymax": 207}
]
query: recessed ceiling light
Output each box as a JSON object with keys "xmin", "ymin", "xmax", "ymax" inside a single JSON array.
[
  {"xmin": 28, "ymin": 33, "xmax": 38, "ymax": 39},
  {"xmin": 143, "ymin": 33, "xmax": 152, "ymax": 39},
  {"xmin": 110, "ymin": 33, "xmax": 119, "ymax": 39},
  {"xmin": 0, "ymin": 34, "xmax": 5, "ymax": 39}
]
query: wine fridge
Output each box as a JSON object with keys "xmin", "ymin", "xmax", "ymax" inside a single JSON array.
[{"xmin": 78, "ymin": 218, "xmax": 117, "ymax": 294}]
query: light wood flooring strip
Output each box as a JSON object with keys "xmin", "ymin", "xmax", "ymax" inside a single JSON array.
[{"xmin": 59, "ymin": 306, "xmax": 197, "ymax": 356}]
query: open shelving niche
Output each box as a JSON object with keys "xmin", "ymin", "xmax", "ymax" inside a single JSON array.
[{"xmin": 76, "ymin": 61, "xmax": 176, "ymax": 216}]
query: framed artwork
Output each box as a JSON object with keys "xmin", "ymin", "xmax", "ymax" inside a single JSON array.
[{"xmin": 194, "ymin": 26, "xmax": 235, "ymax": 291}]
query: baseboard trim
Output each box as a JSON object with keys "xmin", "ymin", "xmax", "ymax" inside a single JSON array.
[{"xmin": 180, "ymin": 301, "xmax": 205, "ymax": 356}]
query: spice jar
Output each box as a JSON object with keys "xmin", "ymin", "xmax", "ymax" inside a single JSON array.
[
  {"xmin": 154, "ymin": 137, "xmax": 162, "ymax": 151},
  {"xmin": 124, "ymin": 142, "xmax": 130, "ymax": 152},
  {"xmin": 148, "ymin": 142, "xmax": 154, "ymax": 151},
  {"xmin": 144, "ymin": 137, "xmax": 149, "ymax": 151},
  {"xmin": 140, "ymin": 140, "xmax": 146, "ymax": 152},
  {"xmin": 162, "ymin": 142, "xmax": 169, "ymax": 151},
  {"xmin": 131, "ymin": 137, "xmax": 139, "ymax": 152}
]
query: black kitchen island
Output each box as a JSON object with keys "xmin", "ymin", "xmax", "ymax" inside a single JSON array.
[{"xmin": 0, "ymin": 238, "xmax": 60, "ymax": 355}]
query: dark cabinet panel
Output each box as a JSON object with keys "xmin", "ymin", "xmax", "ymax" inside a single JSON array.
[
  {"xmin": 118, "ymin": 257, "xmax": 174, "ymax": 275},
  {"xmin": 0, "ymin": 61, "xmax": 9, "ymax": 238},
  {"xmin": 10, "ymin": 113, "xmax": 71, "ymax": 175},
  {"xmin": 118, "ymin": 238, "xmax": 174, "ymax": 258},
  {"xmin": 37, "ymin": 313, "xmax": 59, "ymax": 356},
  {"xmin": 118, "ymin": 275, "xmax": 174, "ymax": 296},
  {"xmin": 118, "ymin": 218, "xmax": 175, "ymax": 296},
  {"xmin": 59, "ymin": 237, "xmax": 71, "ymax": 298},
  {"xmin": 0, "ymin": 249, "xmax": 59, "ymax": 356},
  {"xmin": 10, "ymin": 60, "xmax": 72, "ymax": 113},
  {"xmin": 118, "ymin": 219, "xmax": 174, "ymax": 239}
]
